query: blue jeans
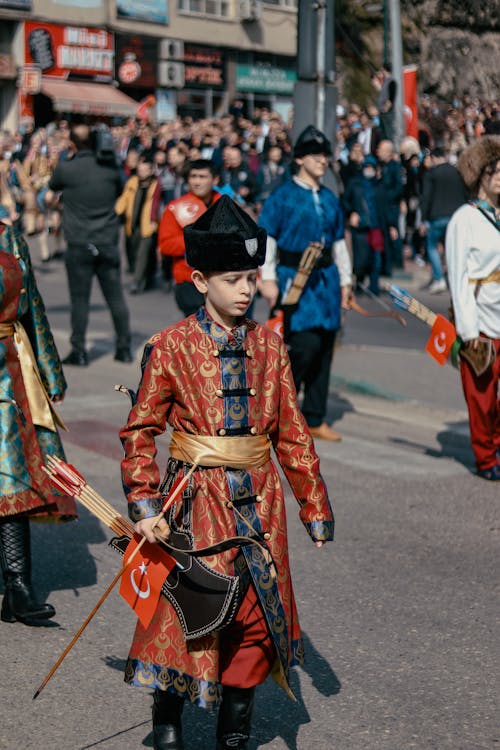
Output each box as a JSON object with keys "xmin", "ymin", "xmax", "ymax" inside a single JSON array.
[{"xmin": 427, "ymin": 217, "xmax": 450, "ymax": 281}]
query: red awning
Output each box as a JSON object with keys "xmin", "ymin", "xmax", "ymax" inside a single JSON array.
[{"xmin": 40, "ymin": 78, "xmax": 138, "ymax": 118}]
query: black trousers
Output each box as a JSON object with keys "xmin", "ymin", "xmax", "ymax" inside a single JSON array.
[
  {"xmin": 287, "ymin": 328, "xmax": 336, "ymax": 428},
  {"xmin": 129, "ymin": 229, "xmax": 157, "ymax": 289},
  {"xmin": 65, "ymin": 243, "xmax": 131, "ymax": 354}
]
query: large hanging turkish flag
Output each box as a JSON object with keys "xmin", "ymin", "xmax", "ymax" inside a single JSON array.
[{"xmin": 403, "ymin": 65, "xmax": 419, "ymax": 139}]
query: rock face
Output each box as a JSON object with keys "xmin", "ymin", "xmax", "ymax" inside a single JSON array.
[{"xmin": 401, "ymin": 0, "xmax": 500, "ymax": 100}]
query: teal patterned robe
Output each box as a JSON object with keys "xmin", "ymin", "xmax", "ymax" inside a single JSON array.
[{"xmin": 0, "ymin": 226, "xmax": 76, "ymax": 519}]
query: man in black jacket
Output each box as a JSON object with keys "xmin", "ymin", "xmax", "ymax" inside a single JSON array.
[
  {"xmin": 419, "ymin": 147, "xmax": 468, "ymax": 293},
  {"xmin": 48, "ymin": 123, "xmax": 131, "ymax": 365}
]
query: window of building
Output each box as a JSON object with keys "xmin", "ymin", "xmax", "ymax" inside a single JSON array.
[
  {"xmin": 178, "ymin": 0, "xmax": 230, "ymax": 16},
  {"xmin": 262, "ymin": 0, "xmax": 297, "ymax": 7}
]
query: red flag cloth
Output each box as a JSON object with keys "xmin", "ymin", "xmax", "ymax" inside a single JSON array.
[
  {"xmin": 403, "ymin": 65, "xmax": 419, "ymax": 139},
  {"xmin": 266, "ymin": 310, "xmax": 284, "ymax": 338},
  {"xmin": 136, "ymin": 94, "xmax": 155, "ymax": 122},
  {"xmin": 119, "ymin": 533, "xmax": 176, "ymax": 629},
  {"xmin": 425, "ymin": 314, "xmax": 457, "ymax": 365}
]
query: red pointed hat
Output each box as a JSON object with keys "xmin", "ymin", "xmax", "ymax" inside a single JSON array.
[{"xmin": 184, "ymin": 195, "xmax": 267, "ymax": 272}]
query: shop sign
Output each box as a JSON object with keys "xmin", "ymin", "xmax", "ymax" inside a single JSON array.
[
  {"xmin": 118, "ymin": 59, "xmax": 141, "ymax": 84},
  {"xmin": 0, "ymin": 0, "xmax": 31, "ymax": 8},
  {"xmin": 0, "ymin": 53, "xmax": 16, "ymax": 79},
  {"xmin": 183, "ymin": 45, "xmax": 224, "ymax": 89},
  {"xmin": 117, "ymin": 0, "xmax": 168, "ymax": 25},
  {"xmin": 116, "ymin": 34, "xmax": 158, "ymax": 88},
  {"xmin": 236, "ymin": 64, "xmax": 296, "ymax": 95},
  {"xmin": 18, "ymin": 64, "xmax": 42, "ymax": 93},
  {"xmin": 24, "ymin": 22, "xmax": 114, "ymax": 81},
  {"xmin": 17, "ymin": 89, "xmax": 34, "ymax": 127}
]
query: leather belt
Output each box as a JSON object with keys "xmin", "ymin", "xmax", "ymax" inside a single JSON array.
[{"xmin": 278, "ymin": 247, "xmax": 332, "ymax": 269}]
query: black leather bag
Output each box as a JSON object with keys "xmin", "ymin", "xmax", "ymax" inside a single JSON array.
[{"xmin": 109, "ymin": 530, "xmax": 245, "ymax": 640}]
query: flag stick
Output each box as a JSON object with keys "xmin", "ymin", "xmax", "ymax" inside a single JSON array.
[{"xmin": 33, "ymin": 535, "xmax": 147, "ymax": 700}]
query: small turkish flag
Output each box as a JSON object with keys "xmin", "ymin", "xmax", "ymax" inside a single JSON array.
[
  {"xmin": 119, "ymin": 533, "xmax": 176, "ymax": 629},
  {"xmin": 425, "ymin": 314, "xmax": 456, "ymax": 365},
  {"xmin": 266, "ymin": 309, "xmax": 284, "ymax": 338}
]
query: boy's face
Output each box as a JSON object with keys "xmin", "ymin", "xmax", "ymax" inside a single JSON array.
[
  {"xmin": 192, "ymin": 269, "xmax": 258, "ymax": 328},
  {"xmin": 295, "ymin": 152, "xmax": 329, "ymax": 181}
]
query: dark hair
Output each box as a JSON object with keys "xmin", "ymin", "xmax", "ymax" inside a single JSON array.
[
  {"xmin": 70, "ymin": 124, "xmax": 91, "ymax": 151},
  {"xmin": 187, "ymin": 159, "xmax": 218, "ymax": 177},
  {"xmin": 431, "ymin": 147, "xmax": 445, "ymax": 158},
  {"xmin": 483, "ymin": 159, "xmax": 500, "ymax": 176}
]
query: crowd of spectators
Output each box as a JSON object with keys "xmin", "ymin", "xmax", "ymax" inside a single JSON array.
[{"xmin": 0, "ymin": 93, "xmax": 498, "ymax": 290}]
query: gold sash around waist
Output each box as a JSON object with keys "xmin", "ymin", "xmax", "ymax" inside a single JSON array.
[
  {"xmin": 469, "ymin": 269, "xmax": 500, "ymax": 285},
  {"xmin": 169, "ymin": 431, "xmax": 271, "ymax": 469},
  {"xmin": 0, "ymin": 320, "xmax": 65, "ymax": 432}
]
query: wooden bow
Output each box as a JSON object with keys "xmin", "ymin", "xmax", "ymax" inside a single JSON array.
[{"xmin": 348, "ymin": 282, "xmax": 406, "ymax": 326}]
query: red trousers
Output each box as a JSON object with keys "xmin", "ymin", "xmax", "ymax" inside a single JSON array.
[
  {"xmin": 218, "ymin": 582, "xmax": 275, "ymax": 688},
  {"xmin": 459, "ymin": 336, "xmax": 500, "ymax": 470}
]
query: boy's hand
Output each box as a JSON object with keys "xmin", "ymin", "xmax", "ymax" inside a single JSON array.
[
  {"xmin": 135, "ymin": 516, "xmax": 170, "ymax": 544},
  {"xmin": 314, "ymin": 541, "xmax": 324, "ymax": 548}
]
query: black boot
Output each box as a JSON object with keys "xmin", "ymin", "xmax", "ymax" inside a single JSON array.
[
  {"xmin": 0, "ymin": 517, "xmax": 55, "ymax": 623},
  {"xmin": 216, "ymin": 686, "xmax": 255, "ymax": 750},
  {"xmin": 152, "ymin": 689, "xmax": 185, "ymax": 750}
]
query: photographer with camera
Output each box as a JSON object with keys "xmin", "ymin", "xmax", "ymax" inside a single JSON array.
[{"xmin": 46, "ymin": 122, "xmax": 132, "ymax": 365}]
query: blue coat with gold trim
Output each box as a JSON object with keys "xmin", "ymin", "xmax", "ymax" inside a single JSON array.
[{"xmin": 0, "ymin": 226, "xmax": 76, "ymax": 519}]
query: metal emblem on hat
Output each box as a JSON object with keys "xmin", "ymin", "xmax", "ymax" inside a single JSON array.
[{"xmin": 245, "ymin": 238, "xmax": 258, "ymax": 256}]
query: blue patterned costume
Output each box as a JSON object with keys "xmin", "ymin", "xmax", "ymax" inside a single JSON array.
[
  {"xmin": 0, "ymin": 226, "xmax": 76, "ymax": 519},
  {"xmin": 258, "ymin": 179, "xmax": 345, "ymax": 332}
]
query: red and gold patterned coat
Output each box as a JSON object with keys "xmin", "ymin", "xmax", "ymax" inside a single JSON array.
[{"xmin": 120, "ymin": 308, "xmax": 334, "ymax": 708}]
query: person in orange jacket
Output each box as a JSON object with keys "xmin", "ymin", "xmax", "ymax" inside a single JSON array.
[
  {"xmin": 158, "ymin": 159, "xmax": 220, "ymax": 317},
  {"xmin": 115, "ymin": 158, "xmax": 158, "ymax": 294}
]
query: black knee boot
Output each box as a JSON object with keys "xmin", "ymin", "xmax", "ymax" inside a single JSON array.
[
  {"xmin": 0, "ymin": 516, "xmax": 55, "ymax": 623},
  {"xmin": 152, "ymin": 689, "xmax": 185, "ymax": 750},
  {"xmin": 216, "ymin": 686, "xmax": 255, "ymax": 750}
]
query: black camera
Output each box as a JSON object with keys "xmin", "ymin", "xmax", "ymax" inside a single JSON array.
[{"xmin": 91, "ymin": 125, "xmax": 117, "ymax": 166}]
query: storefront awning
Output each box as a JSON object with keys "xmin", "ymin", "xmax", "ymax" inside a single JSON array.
[{"xmin": 40, "ymin": 78, "xmax": 138, "ymax": 118}]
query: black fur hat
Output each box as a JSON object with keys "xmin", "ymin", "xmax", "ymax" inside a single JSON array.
[
  {"xmin": 293, "ymin": 125, "xmax": 332, "ymax": 158},
  {"xmin": 184, "ymin": 195, "xmax": 267, "ymax": 272},
  {"xmin": 457, "ymin": 136, "xmax": 500, "ymax": 194}
]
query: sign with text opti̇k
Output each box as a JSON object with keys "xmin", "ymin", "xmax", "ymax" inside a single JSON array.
[
  {"xmin": 24, "ymin": 22, "xmax": 114, "ymax": 81},
  {"xmin": 183, "ymin": 45, "xmax": 225, "ymax": 89},
  {"xmin": 235, "ymin": 65, "xmax": 296, "ymax": 95}
]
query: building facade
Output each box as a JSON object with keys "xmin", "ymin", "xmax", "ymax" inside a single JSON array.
[{"xmin": 0, "ymin": 0, "xmax": 297, "ymax": 131}]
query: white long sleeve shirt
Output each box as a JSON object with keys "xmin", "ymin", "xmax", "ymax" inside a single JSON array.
[{"xmin": 445, "ymin": 204, "xmax": 500, "ymax": 340}]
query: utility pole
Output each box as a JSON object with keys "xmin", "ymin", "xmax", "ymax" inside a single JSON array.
[
  {"xmin": 388, "ymin": 0, "xmax": 405, "ymax": 146},
  {"xmin": 293, "ymin": 0, "xmax": 336, "ymax": 146}
]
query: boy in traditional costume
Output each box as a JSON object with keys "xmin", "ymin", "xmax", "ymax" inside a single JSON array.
[{"xmin": 120, "ymin": 195, "xmax": 334, "ymax": 749}]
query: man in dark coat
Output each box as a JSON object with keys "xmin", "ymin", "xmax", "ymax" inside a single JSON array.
[{"xmin": 48, "ymin": 123, "xmax": 131, "ymax": 365}]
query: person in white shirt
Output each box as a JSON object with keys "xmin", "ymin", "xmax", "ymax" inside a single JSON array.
[{"xmin": 445, "ymin": 136, "xmax": 500, "ymax": 481}]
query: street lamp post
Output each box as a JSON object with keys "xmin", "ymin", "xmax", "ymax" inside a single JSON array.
[{"xmin": 388, "ymin": 0, "xmax": 405, "ymax": 146}]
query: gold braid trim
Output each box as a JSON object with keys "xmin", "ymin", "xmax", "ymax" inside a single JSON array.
[{"xmin": 0, "ymin": 321, "xmax": 66, "ymax": 432}]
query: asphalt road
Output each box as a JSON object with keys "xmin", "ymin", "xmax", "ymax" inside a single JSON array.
[{"xmin": 0, "ymin": 244, "xmax": 497, "ymax": 750}]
